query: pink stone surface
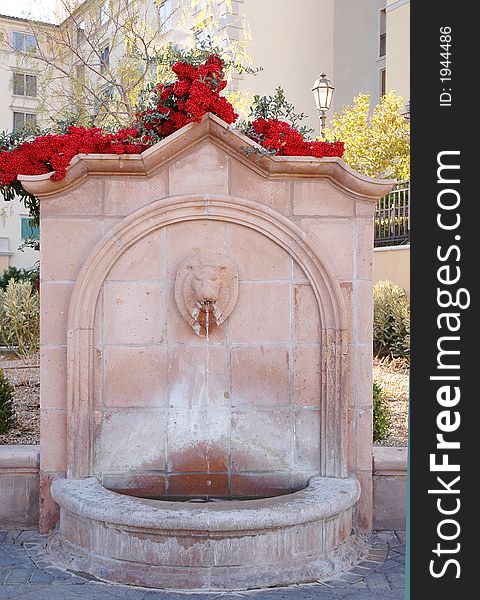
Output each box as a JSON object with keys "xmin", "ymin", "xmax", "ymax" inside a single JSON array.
[
  {"xmin": 103, "ymin": 346, "xmax": 168, "ymax": 408},
  {"xmin": 40, "ymin": 347, "xmax": 67, "ymax": 409},
  {"xmin": 294, "ymin": 346, "xmax": 321, "ymax": 407},
  {"xmin": 104, "ymin": 172, "xmax": 168, "ymax": 216},
  {"xmin": 40, "ymin": 179, "xmax": 103, "ymax": 217},
  {"xmin": 231, "ymin": 409, "xmax": 293, "ymax": 472},
  {"xmin": 298, "ymin": 218, "xmax": 354, "ymax": 281},
  {"xmin": 103, "ymin": 282, "xmax": 165, "ymax": 344},
  {"xmin": 230, "ymin": 224, "xmax": 291, "ymax": 280},
  {"xmin": 39, "ymin": 411, "xmax": 67, "ymax": 472},
  {"xmin": 356, "ymin": 218, "xmax": 375, "ymax": 280},
  {"xmin": 294, "ymin": 284, "xmax": 321, "ymax": 342},
  {"xmin": 293, "ymin": 180, "xmax": 355, "ymax": 216},
  {"xmin": 106, "ymin": 228, "xmax": 165, "ymax": 281},
  {"xmin": 40, "ymin": 218, "xmax": 103, "ymax": 281},
  {"xmin": 37, "ymin": 127, "xmax": 387, "ymax": 534},
  {"xmin": 356, "ymin": 279, "xmax": 374, "ymax": 345},
  {"xmin": 294, "ymin": 409, "xmax": 321, "ymax": 470},
  {"xmin": 356, "ymin": 407, "xmax": 373, "ymax": 471},
  {"xmin": 229, "ymin": 282, "xmax": 291, "ymax": 343},
  {"xmin": 39, "ymin": 283, "xmax": 73, "ymax": 346},
  {"xmin": 169, "ymin": 143, "xmax": 228, "ymax": 196},
  {"xmin": 231, "ymin": 346, "xmax": 291, "ymax": 407},
  {"xmin": 95, "ymin": 408, "xmax": 167, "ymax": 472},
  {"xmin": 166, "ymin": 220, "xmax": 229, "ymax": 279},
  {"xmin": 229, "ymin": 160, "xmax": 291, "ymax": 214}
]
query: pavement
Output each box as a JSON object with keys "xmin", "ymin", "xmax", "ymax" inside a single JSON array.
[{"xmin": 0, "ymin": 529, "xmax": 406, "ymax": 600}]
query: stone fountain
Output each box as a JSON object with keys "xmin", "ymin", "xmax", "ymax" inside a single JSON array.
[{"xmin": 21, "ymin": 114, "xmax": 394, "ymax": 590}]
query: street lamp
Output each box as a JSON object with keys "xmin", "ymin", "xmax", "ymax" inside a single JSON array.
[{"xmin": 311, "ymin": 72, "xmax": 334, "ymax": 137}]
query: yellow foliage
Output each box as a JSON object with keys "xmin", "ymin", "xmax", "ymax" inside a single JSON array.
[{"xmin": 324, "ymin": 92, "xmax": 410, "ymax": 181}]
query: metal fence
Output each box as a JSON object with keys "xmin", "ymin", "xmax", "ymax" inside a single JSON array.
[{"xmin": 374, "ymin": 181, "xmax": 410, "ymax": 247}]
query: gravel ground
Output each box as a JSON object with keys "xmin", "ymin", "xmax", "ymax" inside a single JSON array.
[
  {"xmin": 0, "ymin": 353, "xmax": 409, "ymax": 447},
  {"xmin": 0, "ymin": 354, "xmax": 40, "ymax": 445},
  {"xmin": 373, "ymin": 357, "xmax": 409, "ymax": 447}
]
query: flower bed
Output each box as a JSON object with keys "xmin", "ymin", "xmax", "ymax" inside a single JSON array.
[{"xmin": 0, "ymin": 54, "xmax": 343, "ymax": 206}]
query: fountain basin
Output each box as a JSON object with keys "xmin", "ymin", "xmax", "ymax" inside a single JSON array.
[{"xmin": 49, "ymin": 475, "xmax": 364, "ymax": 590}]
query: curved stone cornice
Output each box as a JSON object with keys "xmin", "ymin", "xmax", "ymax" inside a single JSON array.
[{"xmin": 19, "ymin": 113, "xmax": 395, "ymax": 201}]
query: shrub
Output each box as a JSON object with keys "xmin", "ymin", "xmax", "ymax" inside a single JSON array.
[
  {"xmin": 373, "ymin": 381, "xmax": 390, "ymax": 442},
  {"xmin": 0, "ymin": 368, "xmax": 15, "ymax": 435},
  {"xmin": 0, "ymin": 280, "xmax": 40, "ymax": 359},
  {"xmin": 0, "ymin": 265, "xmax": 39, "ymax": 291},
  {"xmin": 373, "ymin": 279, "xmax": 410, "ymax": 358}
]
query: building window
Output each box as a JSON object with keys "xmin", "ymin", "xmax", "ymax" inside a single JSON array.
[
  {"xmin": 12, "ymin": 31, "xmax": 37, "ymax": 52},
  {"xmin": 100, "ymin": 1, "xmax": 109, "ymax": 26},
  {"xmin": 77, "ymin": 19, "xmax": 86, "ymax": 45},
  {"xmin": 159, "ymin": 0, "xmax": 173, "ymax": 32},
  {"xmin": 100, "ymin": 46, "xmax": 110, "ymax": 74},
  {"xmin": 13, "ymin": 112, "xmax": 37, "ymax": 130},
  {"xmin": 21, "ymin": 217, "xmax": 40, "ymax": 242},
  {"xmin": 379, "ymin": 9, "xmax": 386, "ymax": 57},
  {"xmin": 380, "ymin": 68, "xmax": 386, "ymax": 97},
  {"xmin": 13, "ymin": 73, "xmax": 37, "ymax": 97}
]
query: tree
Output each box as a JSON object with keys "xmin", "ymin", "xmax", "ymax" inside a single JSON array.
[
  {"xmin": 1, "ymin": 0, "xmax": 255, "ymax": 129},
  {"xmin": 324, "ymin": 92, "xmax": 410, "ymax": 181}
]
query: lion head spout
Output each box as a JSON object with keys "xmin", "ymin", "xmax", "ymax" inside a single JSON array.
[{"xmin": 175, "ymin": 253, "xmax": 239, "ymax": 337}]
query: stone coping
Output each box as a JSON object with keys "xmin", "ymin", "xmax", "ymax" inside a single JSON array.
[
  {"xmin": 373, "ymin": 447, "xmax": 408, "ymax": 475},
  {"xmin": 0, "ymin": 445, "xmax": 39, "ymax": 471},
  {"xmin": 51, "ymin": 475, "xmax": 360, "ymax": 533},
  {"xmin": 19, "ymin": 113, "xmax": 395, "ymax": 201}
]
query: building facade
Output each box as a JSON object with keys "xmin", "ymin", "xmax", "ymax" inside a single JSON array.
[{"xmin": 0, "ymin": 0, "xmax": 409, "ymax": 271}]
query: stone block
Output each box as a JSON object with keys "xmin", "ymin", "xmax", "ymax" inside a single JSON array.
[
  {"xmin": 229, "ymin": 282, "xmax": 291, "ymax": 343},
  {"xmin": 231, "ymin": 409, "xmax": 293, "ymax": 472},
  {"xmin": 166, "ymin": 219, "xmax": 229, "ymax": 279},
  {"xmin": 294, "ymin": 345, "xmax": 321, "ymax": 407},
  {"xmin": 40, "ymin": 347, "xmax": 67, "ymax": 409},
  {"xmin": 373, "ymin": 474, "xmax": 407, "ymax": 531},
  {"xmin": 299, "ymin": 218, "xmax": 354, "ymax": 281},
  {"xmin": 294, "ymin": 284, "xmax": 321, "ymax": 342},
  {"xmin": 104, "ymin": 171, "xmax": 168, "ymax": 215},
  {"xmin": 0, "ymin": 446, "xmax": 39, "ymax": 529},
  {"xmin": 40, "ymin": 179, "xmax": 103, "ymax": 217},
  {"xmin": 104, "ymin": 345, "xmax": 168, "ymax": 408},
  {"xmin": 39, "ymin": 283, "xmax": 73, "ymax": 346},
  {"xmin": 39, "ymin": 411, "xmax": 67, "ymax": 472},
  {"xmin": 230, "ymin": 223, "xmax": 291, "ymax": 280},
  {"xmin": 40, "ymin": 218, "xmax": 102, "ymax": 281},
  {"xmin": 169, "ymin": 143, "xmax": 228, "ymax": 196},
  {"xmin": 95, "ymin": 408, "xmax": 167, "ymax": 472},
  {"xmin": 229, "ymin": 160, "xmax": 291, "ymax": 214},
  {"xmin": 293, "ymin": 179, "xmax": 355, "ymax": 216},
  {"xmin": 103, "ymin": 282, "xmax": 165, "ymax": 344},
  {"xmin": 106, "ymin": 227, "xmax": 165, "ymax": 281},
  {"xmin": 231, "ymin": 345, "xmax": 291, "ymax": 407}
]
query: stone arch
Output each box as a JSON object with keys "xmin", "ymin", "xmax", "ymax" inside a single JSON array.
[{"xmin": 66, "ymin": 194, "xmax": 348, "ymax": 479}]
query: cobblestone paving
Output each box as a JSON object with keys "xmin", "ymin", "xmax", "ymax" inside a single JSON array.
[{"xmin": 0, "ymin": 530, "xmax": 406, "ymax": 600}]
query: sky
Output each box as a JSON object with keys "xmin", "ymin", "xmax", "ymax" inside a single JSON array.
[{"xmin": 0, "ymin": 0, "xmax": 57, "ymax": 22}]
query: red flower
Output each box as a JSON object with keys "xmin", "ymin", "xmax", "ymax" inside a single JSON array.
[{"xmin": 0, "ymin": 53, "xmax": 343, "ymax": 191}]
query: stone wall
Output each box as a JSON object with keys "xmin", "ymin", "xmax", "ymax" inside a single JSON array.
[
  {"xmin": 0, "ymin": 446, "xmax": 39, "ymax": 529},
  {"xmin": 21, "ymin": 113, "xmax": 393, "ymax": 532},
  {"xmin": 373, "ymin": 446, "xmax": 407, "ymax": 530}
]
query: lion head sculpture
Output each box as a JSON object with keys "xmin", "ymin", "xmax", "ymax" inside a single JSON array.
[{"xmin": 175, "ymin": 253, "xmax": 239, "ymax": 337}]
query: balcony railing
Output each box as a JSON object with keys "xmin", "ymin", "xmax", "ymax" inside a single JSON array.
[{"xmin": 374, "ymin": 181, "xmax": 410, "ymax": 247}]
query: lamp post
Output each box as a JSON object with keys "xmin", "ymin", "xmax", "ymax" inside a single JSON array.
[{"xmin": 311, "ymin": 72, "xmax": 334, "ymax": 137}]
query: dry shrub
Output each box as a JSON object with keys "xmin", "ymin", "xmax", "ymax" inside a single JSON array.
[
  {"xmin": 373, "ymin": 279, "xmax": 410, "ymax": 358},
  {"xmin": 0, "ymin": 280, "xmax": 40, "ymax": 360}
]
